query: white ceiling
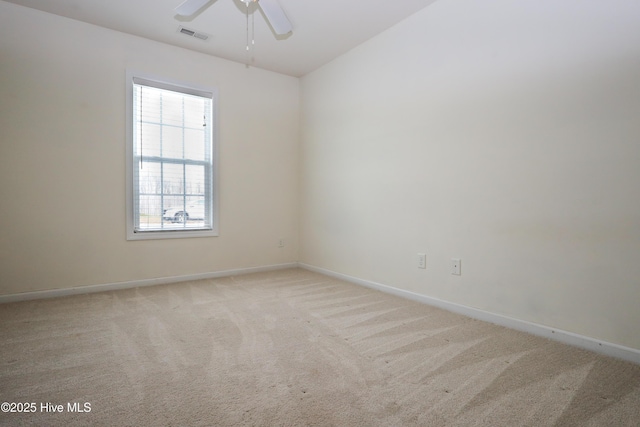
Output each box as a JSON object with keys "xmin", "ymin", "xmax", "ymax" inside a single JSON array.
[{"xmin": 4, "ymin": 0, "xmax": 438, "ymax": 77}]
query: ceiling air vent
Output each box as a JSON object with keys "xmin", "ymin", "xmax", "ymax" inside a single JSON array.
[{"xmin": 177, "ymin": 26, "xmax": 210, "ymax": 41}]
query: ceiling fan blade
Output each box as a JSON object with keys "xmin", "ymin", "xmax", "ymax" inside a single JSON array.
[
  {"xmin": 175, "ymin": 0, "xmax": 210, "ymax": 16},
  {"xmin": 257, "ymin": 0, "xmax": 292, "ymax": 35}
]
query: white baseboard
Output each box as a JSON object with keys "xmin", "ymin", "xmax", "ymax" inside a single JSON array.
[
  {"xmin": 0, "ymin": 263, "xmax": 298, "ymax": 304},
  {"xmin": 299, "ymin": 263, "xmax": 640, "ymax": 365}
]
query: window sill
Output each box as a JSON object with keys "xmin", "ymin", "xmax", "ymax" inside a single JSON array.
[{"xmin": 126, "ymin": 229, "xmax": 219, "ymax": 240}]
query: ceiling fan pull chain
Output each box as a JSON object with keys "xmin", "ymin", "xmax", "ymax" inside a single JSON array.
[{"xmin": 246, "ymin": 2, "xmax": 250, "ymax": 51}]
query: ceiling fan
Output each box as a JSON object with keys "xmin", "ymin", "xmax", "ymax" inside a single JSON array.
[{"xmin": 175, "ymin": 0, "xmax": 293, "ymax": 35}]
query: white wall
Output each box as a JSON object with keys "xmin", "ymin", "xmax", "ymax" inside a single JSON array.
[
  {"xmin": 300, "ymin": 0, "xmax": 640, "ymax": 350},
  {"xmin": 0, "ymin": 2, "xmax": 299, "ymax": 295}
]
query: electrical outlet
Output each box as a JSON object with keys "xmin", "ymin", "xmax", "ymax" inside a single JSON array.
[
  {"xmin": 278, "ymin": 238, "xmax": 285, "ymax": 248},
  {"xmin": 417, "ymin": 253, "xmax": 426, "ymax": 269},
  {"xmin": 451, "ymin": 258, "xmax": 461, "ymax": 275}
]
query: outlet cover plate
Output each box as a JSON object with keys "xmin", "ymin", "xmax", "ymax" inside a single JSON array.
[
  {"xmin": 417, "ymin": 253, "xmax": 426, "ymax": 269},
  {"xmin": 451, "ymin": 258, "xmax": 461, "ymax": 275}
]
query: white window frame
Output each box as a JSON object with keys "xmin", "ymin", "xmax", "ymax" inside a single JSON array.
[{"xmin": 125, "ymin": 70, "xmax": 219, "ymax": 240}]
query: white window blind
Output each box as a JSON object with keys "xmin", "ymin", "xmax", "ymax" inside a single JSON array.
[{"xmin": 130, "ymin": 75, "xmax": 216, "ymax": 236}]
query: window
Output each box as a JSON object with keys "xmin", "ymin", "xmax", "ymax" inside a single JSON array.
[{"xmin": 126, "ymin": 72, "xmax": 218, "ymax": 239}]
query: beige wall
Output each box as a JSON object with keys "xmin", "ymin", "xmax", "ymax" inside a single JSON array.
[
  {"xmin": 300, "ymin": 0, "xmax": 640, "ymax": 350},
  {"xmin": 0, "ymin": 2, "xmax": 299, "ymax": 294}
]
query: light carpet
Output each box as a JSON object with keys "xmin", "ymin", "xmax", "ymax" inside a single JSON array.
[{"xmin": 1, "ymin": 268, "xmax": 639, "ymax": 426}]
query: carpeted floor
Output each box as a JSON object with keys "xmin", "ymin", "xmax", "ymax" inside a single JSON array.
[{"xmin": 1, "ymin": 268, "xmax": 639, "ymax": 426}]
